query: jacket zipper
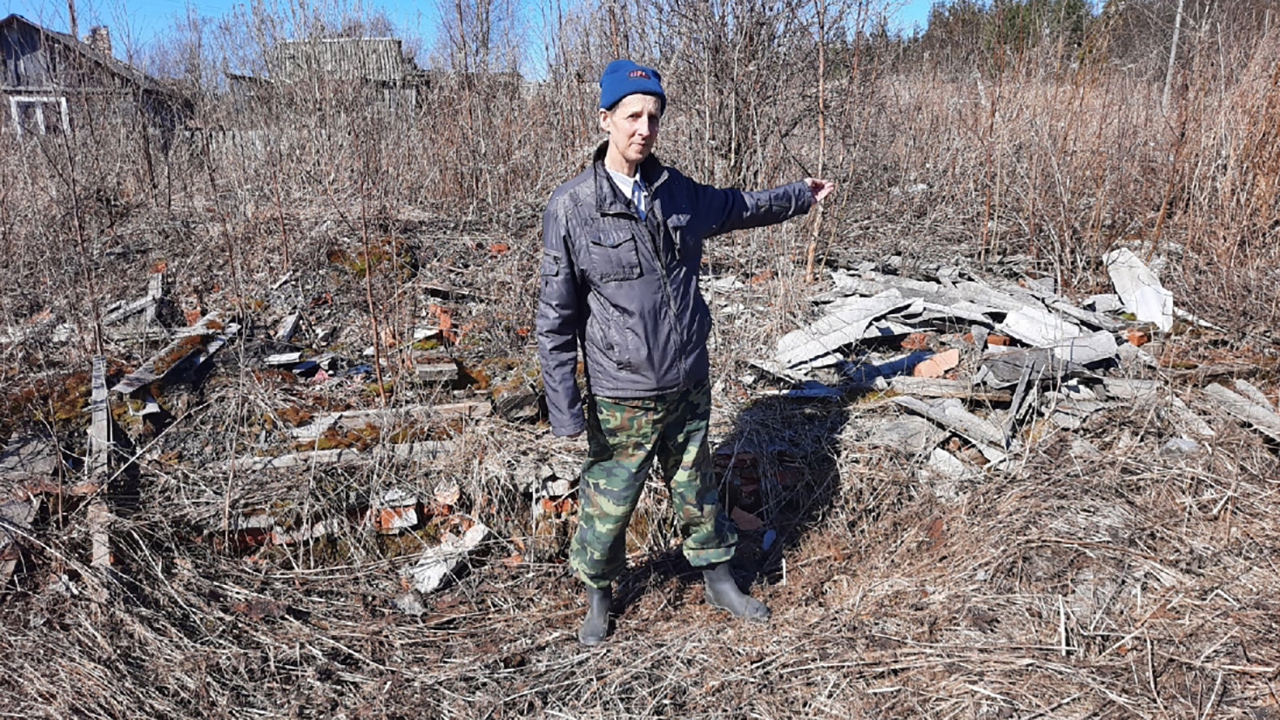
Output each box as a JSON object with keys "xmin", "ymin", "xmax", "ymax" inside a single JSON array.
[
  {"xmin": 603, "ymin": 166, "xmax": 689, "ymax": 389},
  {"xmin": 645, "ymin": 219, "xmax": 686, "ymax": 386},
  {"xmin": 642, "ymin": 185, "xmax": 687, "ymax": 387}
]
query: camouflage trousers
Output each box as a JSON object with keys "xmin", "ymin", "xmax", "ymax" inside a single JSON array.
[{"xmin": 569, "ymin": 382, "xmax": 736, "ymax": 589}]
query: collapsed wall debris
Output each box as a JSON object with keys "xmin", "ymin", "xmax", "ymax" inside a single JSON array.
[
  {"xmin": 0, "ymin": 264, "xmax": 534, "ymax": 606},
  {"xmin": 1, "ymin": 244, "xmax": 1276, "ymax": 621},
  {"xmin": 746, "ymin": 249, "xmax": 1267, "ymax": 492}
]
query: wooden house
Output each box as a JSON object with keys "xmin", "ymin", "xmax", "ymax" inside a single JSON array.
[
  {"xmin": 228, "ymin": 37, "xmax": 428, "ymax": 115},
  {"xmin": 1, "ymin": 14, "xmax": 189, "ymax": 135}
]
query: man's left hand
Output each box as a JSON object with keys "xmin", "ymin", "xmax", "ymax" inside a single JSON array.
[{"xmin": 805, "ymin": 178, "xmax": 836, "ymax": 203}]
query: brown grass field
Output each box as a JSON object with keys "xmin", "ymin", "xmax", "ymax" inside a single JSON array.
[{"xmin": 1, "ymin": 1, "xmax": 1279, "ymax": 717}]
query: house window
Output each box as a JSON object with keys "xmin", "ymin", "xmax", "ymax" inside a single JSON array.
[{"xmin": 9, "ymin": 96, "xmax": 70, "ymax": 135}]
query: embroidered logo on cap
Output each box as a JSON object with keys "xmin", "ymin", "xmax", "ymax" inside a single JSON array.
[{"xmin": 628, "ymin": 69, "xmax": 650, "ymax": 79}]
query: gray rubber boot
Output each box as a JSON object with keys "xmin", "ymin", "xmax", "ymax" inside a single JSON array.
[
  {"xmin": 702, "ymin": 562, "xmax": 770, "ymax": 621},
  {"xmin": 578, "ymin": 585, "xmax": 612, "ymax": 646}
]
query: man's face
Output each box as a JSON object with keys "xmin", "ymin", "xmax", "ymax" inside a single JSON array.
[{"xmin": 599, "ymin": 94, "xmax": 662, "ymax": 170}]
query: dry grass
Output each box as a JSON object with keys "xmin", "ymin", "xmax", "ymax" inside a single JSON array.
[
  {"xmin": 3, "ymin": 362, "xmax": 1279, "ymax": 718},
  {"xmin": 2, "ymin": 4, "xmax": 1280, "ymax": 718}
]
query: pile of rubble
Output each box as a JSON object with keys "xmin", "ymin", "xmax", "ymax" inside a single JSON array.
[
  {"xmin": 1, "ymin": 265, "xmax": 547, "ymax": 602},
  {"xmin": 745, "ymin": 248, "xmax": 1278, "ymax": 486},
  {"xmin": 4, "ymin": 245, "xmax": 1279, "ymax": 612}
]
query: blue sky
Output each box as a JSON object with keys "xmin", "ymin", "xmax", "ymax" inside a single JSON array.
[{"xmin": 7, "ymin": 0, "xmax": 937, "ymax": 65}]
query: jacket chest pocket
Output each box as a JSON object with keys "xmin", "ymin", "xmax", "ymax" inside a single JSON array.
[
  {"xmin": 589, "ymin": 227, "xmax": 642, "ymax": 282},
  {"xmin": 667, "ymin": 213, "xmax": 699, "ymax": 262}
]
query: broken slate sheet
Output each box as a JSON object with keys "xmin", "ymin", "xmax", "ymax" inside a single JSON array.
[
  {"xmin": 1049, "ymin": 330, "xmax": 1118, "ymax": 366},
  {"xmin": 0, "ymin": 436, "xmax": 59, "ymax": 481},
  {"xmin": 1104, "ymin": 248, "xmax": 1174, "ymax": 332},
  {"xmin": 403, "ymin": 523, "xmax": 491, "ymax": 594},
  {"xmin": 975, "ymin": 349, "xmax": 1086, "ymax": 389},
  {"xmin": 1, "ymin": 496, "xmax": 38, "ymax": 585},
  {"xmin": 893, "ymin": 395, "xmax": 1010, "ymax": 449},
  {"xmin": 998, "ymin": 305, "xmax": 1083, "ymax": 348},
  {"xmin": 1204, "ymin": 383, "xmax": 1280, "ymax": 442},
  {"xmin": 776, "ymin": 292, "xmax": 914, "ymax": 368},
  {"xmin": 865, "ymin": 416, "xmax": 947, "ymax": 455}
]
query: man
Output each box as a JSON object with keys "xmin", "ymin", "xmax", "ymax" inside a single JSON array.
[{"xmin": 537, "ymin": 58, "xmax": 835, "ymax": 646}]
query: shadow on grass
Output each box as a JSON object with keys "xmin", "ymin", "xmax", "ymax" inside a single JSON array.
[{"xmin": 607, "ymin": 350, "xmax": 937, "ymax": 619}]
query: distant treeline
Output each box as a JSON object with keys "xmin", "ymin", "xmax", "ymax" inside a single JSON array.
[{"xmin": 916, "ymin": 0, "xmax": 1278, "ymax": 77}]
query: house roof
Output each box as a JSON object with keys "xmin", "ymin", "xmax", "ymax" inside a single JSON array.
[
  {"xmin": 1, "ymin": 13, "xmax": 177, "ymax": 95},
  {"xmin": 266, "ymin": 37, "xmax": 422, "ymax": 83}
]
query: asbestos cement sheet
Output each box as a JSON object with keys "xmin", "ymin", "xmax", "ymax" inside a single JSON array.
[
  {"xmin": 1050, "ymin": 330, "xmax": 1118, "ymax": 366},
  {"xmin": 1204, "ymin": 383, "xmax": 1280, "ymax": 442},
  {"xmin": 998, "ymin": 305, "xmax": 1084, "ymax": 348},
  {"xmin": 1104, "ymin": 248, "xmax": 1174, "ymax": 332},
  {"xmin": 893, "ymin": 396, "xmax": 1009, "ymax": 449},
  {"xmin": 775, "ymin": 293, "xmax": 914, "ymax": 368}
]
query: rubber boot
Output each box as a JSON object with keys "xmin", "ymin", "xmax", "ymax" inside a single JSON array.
[
  {"xmin": 578, "ymin": 585, "xmax": 612, "ymax": 646},
  {"xmin": 702, "ymin": 562, "xmax": 770, "ymax": 621}
]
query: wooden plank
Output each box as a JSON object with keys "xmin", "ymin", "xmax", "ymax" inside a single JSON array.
[
  {"xmin": 104, "ymin": 327, "xmax": 171, "ymax": 342},
  {"xmin": 226, "ymin": 440, "xmax": 457, "ymax": 472},
  {"xmin": 143, "ymin": 273, "xmax": 164, "ymax": 326},
  {"xmin": 87, "ymin": 357, "xmax": 113, "ymax": 587},
  {"xmin": 88, "ymin": 357, "xmax": 111, "ymax": 479},
  {"xmin": 100, "ymin": 295, "xmax": 156, "ymax": 325},
  {"xmin": 889, "ymin": 377, "xmax": 1012, "ymax": 402},
  {"xmin": 100, "ymin": 273, "xmax": 165, "ymax": 326},
  {"xmin": 289, "ymin": 402, "xmax": 491, "ymax": 440},
  {"xmin": 111, "ymin": 314, "xmax": 238, "ymax": 394},
  {"xmin": 1203, "ymin": 383, "xmax": 1280, "ymax": 442}
]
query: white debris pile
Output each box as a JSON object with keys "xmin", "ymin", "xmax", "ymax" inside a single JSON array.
[{"xmin": 747, "ymin": 250, "xmax": 1279, "ymax": 487}]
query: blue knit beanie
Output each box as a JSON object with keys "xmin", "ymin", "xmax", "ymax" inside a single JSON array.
[{"xmin": 599, "ymin": 59, "xmax": 666, "ymax": 113}]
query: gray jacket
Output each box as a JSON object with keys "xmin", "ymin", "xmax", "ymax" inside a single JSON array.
[{"xmin": 536, "ymin": 144, "xmax": 814, "ymax": 436}]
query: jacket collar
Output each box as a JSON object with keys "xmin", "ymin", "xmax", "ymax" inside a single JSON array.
[{"xmin": 592, "ymin": 141, "xmax": 668, "ymax": 217}]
